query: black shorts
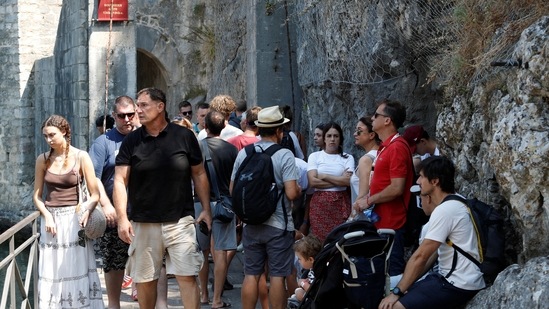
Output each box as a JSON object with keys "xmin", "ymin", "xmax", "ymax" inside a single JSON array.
[
  {"xmin": 399, "ymin": 273, "xmax": 480, "ymax": 309},
  {"xmin": 98, "ymin": 227, "xmax": 130, "ymax": 273}
]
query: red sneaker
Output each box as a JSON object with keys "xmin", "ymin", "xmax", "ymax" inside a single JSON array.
[{"xmin": 121, "ymin": 275, "xmax": 133, "ymax": 289}]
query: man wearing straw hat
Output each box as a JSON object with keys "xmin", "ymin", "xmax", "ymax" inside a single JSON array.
[{"xmin": 230, "ymin": 105, "xmax": 302, "ymax": 309}]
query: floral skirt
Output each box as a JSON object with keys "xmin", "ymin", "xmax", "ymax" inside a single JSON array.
[
  {"xmin": 309, "ymin": 190, "xmax": 351, "ymax": 242},
  {"xmin": 38, "ymin": 206, "xmax": 104, "ymax": 308}
]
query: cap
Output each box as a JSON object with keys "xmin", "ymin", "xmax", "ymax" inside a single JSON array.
[{"xmin": 403, "ymin": 125, "xmax": 426, "ymax": 153}]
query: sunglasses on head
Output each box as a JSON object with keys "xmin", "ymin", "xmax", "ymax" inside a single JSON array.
[
  {"xmin": 77, "ymin": 229, "xmax": 86, "ymax": 247},
  {"xmin": 116, "ymin": 112, "xmax": 136, "ymax": 120}
]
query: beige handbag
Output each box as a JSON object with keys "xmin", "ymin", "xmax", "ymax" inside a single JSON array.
[{"xmin": 76, "ymin": 152, "xmax": 106, "ymax": 239}]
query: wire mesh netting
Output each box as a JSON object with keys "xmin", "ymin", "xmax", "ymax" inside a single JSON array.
[{"xmin": 289, "ymin": 0, "xmax": 547, "ymax": 89}]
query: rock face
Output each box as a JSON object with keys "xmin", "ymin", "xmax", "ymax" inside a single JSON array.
[
  {"xmin": 438, "ymin": 16, "xmax": 549, "ymax": 262},
  {"xmin": 293, "ymin": 0, "xmax": 443, "ymax": 157},
  {"xmin": 439, "ymin": 16, "xmax": 549, "ymax": 308},
  {"xmin": 466, "ymin": 257, "xmax": 549, "ymax": 308}
]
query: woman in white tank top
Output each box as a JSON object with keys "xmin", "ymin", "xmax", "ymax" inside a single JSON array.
[{"xmin": 349, "ymin": 116, "xmax": 380, "ymax": 219}]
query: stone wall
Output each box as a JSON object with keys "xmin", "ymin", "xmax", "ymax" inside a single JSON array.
[
  {"xmin": 293, "ymin": 0, "xmax": 441, "ymax": 161},
  {"xmin": 0, "ymin": 0, "xmax": 63, "ymax": 220}
]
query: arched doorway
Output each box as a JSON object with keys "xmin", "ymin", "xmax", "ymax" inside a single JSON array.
[{"xmin": 136, "ymin": 49, "xmax": 168, "ymax": 92}]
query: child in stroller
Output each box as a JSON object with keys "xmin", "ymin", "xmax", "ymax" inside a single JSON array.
[
  {"xmin": 288, "ymin": 235, "xmax": 322, "ymax": 308},
  {"xmin": 298, "ymin": 220, "xmax": 394, "ymax": 309}
]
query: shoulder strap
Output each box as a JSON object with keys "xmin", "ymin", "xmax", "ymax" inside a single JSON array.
[
  {"xmin": 443, "ymin": 194, "xmax": 482, "ymax": 278},
  {"xmin": 264, "ymin": 143, "xmax": 288, "ymax": 231},
  {"xmin": 201, "ymin": 139, "xmax": 220, "ymax": 199},
  {"xmin": 443, "ymin": 194, "xmax": 468, "ymax": 205},
  {"xmin": 75, "ymin": 151, "xmax": 87, "ymax": 208},
  {"xmin": 77, "ymin": 150, "xmax": 84, "ymax": 181},
  {"xmin": 264, "ymin": 143, "xmax": 283, "ymax": 156}
]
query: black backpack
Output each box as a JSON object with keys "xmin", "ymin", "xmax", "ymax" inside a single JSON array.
[
  {"xmin": 280, "ymin": 129, "xmax": 297, "ymax": 157},
  {"xmin": 444, "ymin": 195, "xmax": 506, "ymax": 284},
  {"xmin": 232, "ymin": 144, "xmax": 286, "ymax": 225}
]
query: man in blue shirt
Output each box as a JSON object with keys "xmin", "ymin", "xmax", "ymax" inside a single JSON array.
[{"xmin": 89, "ymin": 95, "xmax": 139, "ymax": 308}]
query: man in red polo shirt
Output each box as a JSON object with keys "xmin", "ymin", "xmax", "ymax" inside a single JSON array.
[{"xmin": 355, "ymin": 99, "xmax": 413, "ymax": 277}]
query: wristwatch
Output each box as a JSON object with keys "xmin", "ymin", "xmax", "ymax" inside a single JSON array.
[{"xmin": 391, "ymin": 287, "xmax": 405, "ymax": 297}]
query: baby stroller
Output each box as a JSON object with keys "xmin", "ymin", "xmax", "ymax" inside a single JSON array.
[{"xmin": 298, "ymin": 220, "xmax": 394, "ymax": 309}]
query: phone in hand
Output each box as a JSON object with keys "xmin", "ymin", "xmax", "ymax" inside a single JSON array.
[{"xmin": 198, "ymin": 221, "xmax": 209, "ymax": 236}]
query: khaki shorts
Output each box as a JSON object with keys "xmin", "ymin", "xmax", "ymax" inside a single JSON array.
[{"xmin": 127, "ymin": 216, "xmax": 204, "ymax": 283}]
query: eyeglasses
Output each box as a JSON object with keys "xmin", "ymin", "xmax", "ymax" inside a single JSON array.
[
  {"xmin": 77, "ymin": 229, "xmax": 86, "ymax": 247},
  {"xmin": 374, "ymin": 112, "xmax": 390, "ymax": 119},
  {"xmin": 181, "ymin": 111, "xmax": 192, "ymax": 116},
  {"xmin": 116, "ymin": 112, "xmax": 135, "ymax": 120}
]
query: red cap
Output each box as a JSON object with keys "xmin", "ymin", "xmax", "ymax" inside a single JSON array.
[{"xmin": 402, "ymin": 125, "xmax": 425, "ymax": 153}]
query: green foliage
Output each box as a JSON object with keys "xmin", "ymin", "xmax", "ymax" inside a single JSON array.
[
  {"xmin": 190, "ymin": 50, "xmax": 202, "ymax": 64},
  {"xmin": 440, "ymin": 0, "xmax": 549, "ymax": 97},
  {"xmin": 183, "ymin": 25, "xmax": 215, "ymax": 62},
  {"xmin": 193, "ymin": 3, "xmax": 206, "ymax": 19},
  {"xmin": 265, "ymin": 1, "xmax": 276, "ymax": 16}
]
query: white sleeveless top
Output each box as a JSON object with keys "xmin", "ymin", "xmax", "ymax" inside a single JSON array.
[{"xmin": 350, "ymin": 150, "xmax": 378, "ymax": 204}]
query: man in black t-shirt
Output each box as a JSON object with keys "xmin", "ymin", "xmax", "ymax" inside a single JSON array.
[{"xmin": 113, "ymin": 87, "xmax": 211, "ymax": 309}]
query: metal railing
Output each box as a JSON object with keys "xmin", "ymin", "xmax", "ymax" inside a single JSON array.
[{"xmin": 0, "ymin": 211, "xmax": 40, "ymax": 309}]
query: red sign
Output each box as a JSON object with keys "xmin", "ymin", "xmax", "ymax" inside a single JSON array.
[{"xmin": 97, "ymin": 0, "xmax": 128, "ymax": 21}]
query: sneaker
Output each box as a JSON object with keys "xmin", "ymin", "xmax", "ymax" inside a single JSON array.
[{"xmin": 121, "ymin": 275, "xmax": 133, "ymax": 289}]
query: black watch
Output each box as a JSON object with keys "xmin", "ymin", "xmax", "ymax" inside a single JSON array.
[{"xmin": 391, "ymin": 287, "xmax": 405, "ymax": 297}]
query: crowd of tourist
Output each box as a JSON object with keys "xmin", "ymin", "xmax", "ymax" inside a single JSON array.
[{"xmin": 34, "ymin": 90, "xmax": 485, "ymax": 309}]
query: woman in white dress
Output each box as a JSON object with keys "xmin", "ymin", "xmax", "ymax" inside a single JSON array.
[
  {"xmin": 350, "ymin": 116, "xmax": 380, "ymax": 218},
  {"xmin": 33, "ymin": 115, "xmax": 104, "ymax": 308}
]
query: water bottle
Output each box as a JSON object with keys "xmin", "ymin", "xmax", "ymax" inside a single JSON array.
[{"xmin": 364, "ymin": 208, "xmax": 380, "ymax": 223}]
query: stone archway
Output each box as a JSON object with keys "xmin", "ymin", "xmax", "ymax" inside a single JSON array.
[
  {"xmin": 135, "ymin": 24, "xmax": 183, "ymax": 116},
  {"xmin": 136, "ymin": 49, "xmax": 168, "ymax": 93}
]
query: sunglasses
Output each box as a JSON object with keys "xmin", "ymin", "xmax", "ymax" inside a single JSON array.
[
  {"xmin": 116, "ymin": 112, "xmax": 136, "ymax": 120},
  {"xmin": 77, "ymin": 229, "xmax": 86, "ymax": 247},
  {"xmin": 355, "ymin": 129, "xmax": 366, "ymax": 136},
  {"xmin": 373, "ymin": 112, "xmax": 390, "ymax": 119},
  {"xmin": 181, "ymin": 111, "xmax": 192, "ymax": 116}
]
